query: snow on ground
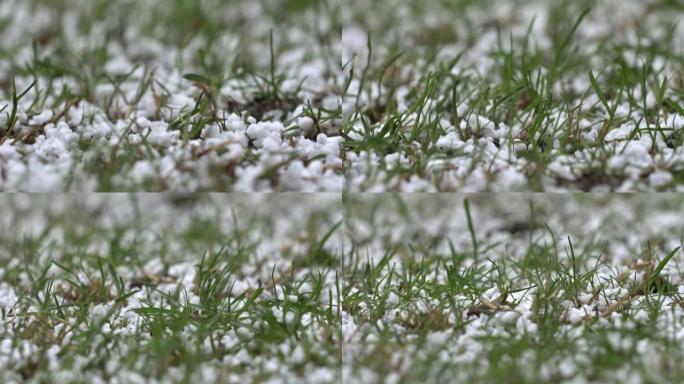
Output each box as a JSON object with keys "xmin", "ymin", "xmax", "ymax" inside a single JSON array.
[
  {"xmin": 343, "ymin": 194, "xmax": 684, "ymax": 383},
  {"xmin": 0, "ymin": 0, "xmax": 342, "ymax": 191},
  {"xmin": 343, "ymin": 0, "xmax": 684, "ymax": 191},
  {"xmin": 0, "ymin": 194, "xmax": 341, "ymax": 383}
]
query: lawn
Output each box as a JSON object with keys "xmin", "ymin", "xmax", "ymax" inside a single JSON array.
[
  {"xmin": 343, "ymin": 0, "xmax": 684, "ymax": 191},
  {"xmin": 343, "ymin": 194, "xmax": 684, "ymax": 383},
  {"xmin": 0, "ymin": 0, "xmax": 342, "ymax": 192},
  {"xmin": 2, "ymin": 195, "xmax": 683, "ymax": 383},
  {"xmin": 2, "ymin": 0, "xmax": 684, "ymax": 383},
  {"xmin": 0, "ymin": 194, "xmax": 342, "ymax": 383},
  {"xmin": 3, "ymin": 0, "xmax": 684, "ymax": 191}
]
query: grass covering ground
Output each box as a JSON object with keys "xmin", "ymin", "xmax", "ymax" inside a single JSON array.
[
  {"xmin": 0, "ymin": 195, "xmax": 342, "ymax": 383},
  {"xmin": 3, "ymin": 194, "xmax": 684, "ymax": 383},
  {"xmin": 3, "ymin": 0, "xmax": 684, "ymax": 191},
  {"xmin": 342, "ymin": 194, "xmax": 684, "ymax": 383},
  {"xmin": 343, "ymin": 0, "xmax": 684, "ymax": 191},
  {"xmin": 0, "ymin": 0, "xmax": 342, "ymax": 191},
  {"xmin": 2, "ymin": 0, "xmax": 684, "ymax": 383}
]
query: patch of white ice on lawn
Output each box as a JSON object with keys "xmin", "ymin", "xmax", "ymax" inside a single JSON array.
[{"xmin": 0, "ymin": 284, "xmax": 17, "ymax": 312}]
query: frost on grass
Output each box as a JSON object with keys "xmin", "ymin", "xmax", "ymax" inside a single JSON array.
[
  {"xmin": 343, "ymin": 0, "xmax": 684, "ymax": 191},
  {"xmin": 0, "ymin": 195, "xmax": 341, "ymax": 383},
  {"xmin": 343, "ymin": 195, "xmax": 684, "ymax": 383},
  {"xmin": 0, "ymin": 0, "xmax": 342, "ymax": 191}
]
